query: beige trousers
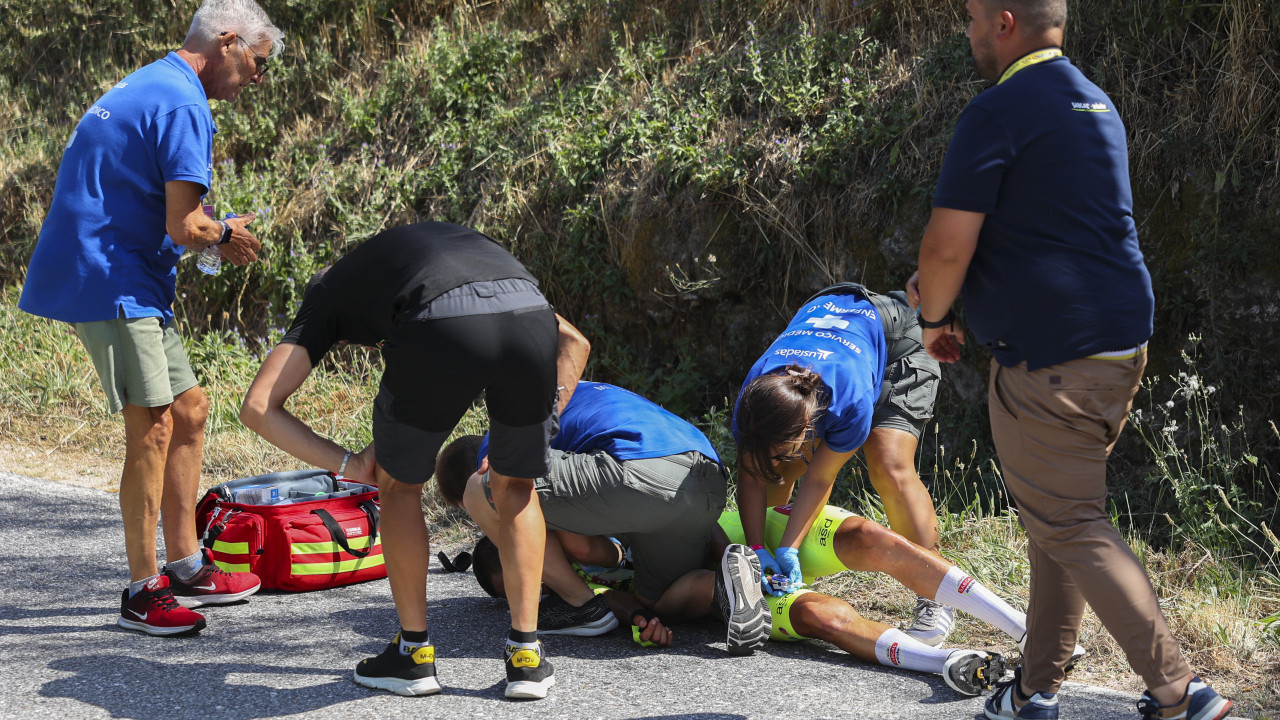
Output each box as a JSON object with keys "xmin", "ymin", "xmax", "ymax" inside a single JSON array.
[{"xmin": 988, "ymin": 351, "xmax": 1190, "ymax": 692}]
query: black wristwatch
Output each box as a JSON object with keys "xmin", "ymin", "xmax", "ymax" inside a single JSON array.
[
  {"xmin": 918, "ymin": 309, "xmax": 955, "ymax": 329},
  {"xmin": 216, "ymin": 219, "xmax": 233, "ymax": 245}
]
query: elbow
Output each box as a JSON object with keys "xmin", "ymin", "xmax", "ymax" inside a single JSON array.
[{"xmin": 239, "ymin": 395, "xmax": 265, "ymax": 432}]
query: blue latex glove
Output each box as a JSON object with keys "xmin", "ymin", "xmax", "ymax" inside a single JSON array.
[
  {"xmin": 752, "ymin": 546, "xmax": 785, "ymax": 596},
  {"xmin": 776, "ymin": 546, "xmax": 804, "ymax": 588}
]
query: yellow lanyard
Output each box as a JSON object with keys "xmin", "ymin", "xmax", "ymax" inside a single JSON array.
[{"xmin": 997, "ymin": 47, "xmax": 1063, "ymax": 85}]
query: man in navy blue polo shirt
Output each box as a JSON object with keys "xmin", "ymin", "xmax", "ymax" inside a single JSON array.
[{"xmin": 908, "ymin": 1, "xmax": 1231, "ymax": 719}]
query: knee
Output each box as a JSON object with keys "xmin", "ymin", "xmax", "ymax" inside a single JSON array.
[
  {"xmin": 790, "ymin": 595, "xmax": 859, "ymax": 639},
  {"xmin": 867, "ymin": 458, "xmax": 919, "ymax": 493},
  {"xmin": 836, "ymin": 517, "xmax": 908, "ymax": 565},
  {"xmin": 171, "ymin": 387, "xmax": 210, "ymax": 433},
  {"xmin": 131, "ymin": 407, "xmax": 174, "ymax": 452}
]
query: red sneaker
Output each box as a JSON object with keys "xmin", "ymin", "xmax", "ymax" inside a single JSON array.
[
  {"xmin": 165, "ymin": 548, "xmax": 262, "ymax": 608},
  {"xmin": 118, "ymin": 575, "xmax": 207, "ymax": 636}
]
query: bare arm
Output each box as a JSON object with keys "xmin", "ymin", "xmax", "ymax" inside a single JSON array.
[
  {"xmin": 164, "ymin": 180, "xmax": 262, "ymax": 266},
  {"xmin": 554, "ymin": 313, "xmax": 591, "ymax": 414},
  {"xmin": 239, "ymin": 343, "xmax": 376, "ymax": 484},
  {"xmin": 776, "ymin": 444, "xmax": 857, "ymax": 550},
  {"xmin": 914, "ymin": 207, "xmax": 985, "ymax": 363}
]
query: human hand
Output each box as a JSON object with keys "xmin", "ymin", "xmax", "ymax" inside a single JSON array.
[
  {"xmin": 345, "ymin": 444, "xmax": 378, "ymax": 486},
  {"xmin": 775, "ymin": 546, "xmax": 803, "ymax": 588},
  {"xmin": 752, "ymin": 546, "xmax": 786, "ymax": 596},
  {"xmin": 632, "ymin": 610, "xmax": 672, "ymax": 647},
  {"xmin": 221, "ymin": 212, "xmax": 262, "ymax": 266},
  {"xmin": 905, "ymin": 270, "xmax": 921, "ymax": 309},
  {"xmin": 922, "ymin": 322, "xmax": 966, "ymax": 364}
]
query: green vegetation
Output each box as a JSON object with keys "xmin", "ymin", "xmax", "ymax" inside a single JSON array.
[{"xmin": 1, "ymin": 0, "xmax": 1278, "ymax": 713}]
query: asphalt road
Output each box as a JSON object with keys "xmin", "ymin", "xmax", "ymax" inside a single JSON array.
[{"xmin": 0, "ymin": 472, "xmax": 1248, "ymax": 719}]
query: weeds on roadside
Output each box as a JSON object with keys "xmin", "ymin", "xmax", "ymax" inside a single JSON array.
[{"xmin": 1128, "ymin": 335, "xmax": 1280, "ymax": 575}]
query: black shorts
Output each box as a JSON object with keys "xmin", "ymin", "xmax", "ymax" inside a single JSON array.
[{"xmin": 372, "ymin": 281, "xmax": 559, "ymax": 484}]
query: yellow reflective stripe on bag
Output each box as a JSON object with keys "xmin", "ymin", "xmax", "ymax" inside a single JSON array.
[
  {"xmin": 291, "ymin": 555, "xmax": 386, "ymax": 575},
  {"xmin": 213, "ymin": 540, "xmax": 250, "ymax": 554},
  {"xmin": 213, "ymin": 559, "xmax": 252, "ymax": 573},
  {"xmin": 290, "ymin": 533, "xmax": 380, "ymax": 556}
]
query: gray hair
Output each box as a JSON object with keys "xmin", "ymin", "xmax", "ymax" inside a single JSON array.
[{"xmin": 185, "ymin": 0, "xmax": 285, "ymax": 59}]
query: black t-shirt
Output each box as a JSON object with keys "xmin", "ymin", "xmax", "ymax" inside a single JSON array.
[{"xmin": 281, "ymin": 222, "xmax": 538, "ymax": 366}]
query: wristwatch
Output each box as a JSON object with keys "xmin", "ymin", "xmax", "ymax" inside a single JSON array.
[{"xmin": 918, "ymin": 310, "xmax": 955, "ymax": 329}]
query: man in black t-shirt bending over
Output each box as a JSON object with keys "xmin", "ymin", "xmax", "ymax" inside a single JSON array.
[{"xmin": 241, "ymin": 222, "xmax": 562, "ymax": 700}]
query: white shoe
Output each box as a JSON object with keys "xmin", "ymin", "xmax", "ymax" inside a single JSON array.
[{"xmin": 905, "ymin": 597, "xmax": 955, "ymax": 647}]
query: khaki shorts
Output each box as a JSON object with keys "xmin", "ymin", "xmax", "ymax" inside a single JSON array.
[{"xmin": 74, "ymin": 315, "xmax": 198, "ymax": 414}]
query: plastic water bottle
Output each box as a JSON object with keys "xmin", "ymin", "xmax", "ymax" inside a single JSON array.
[{"xmin": 196, "ymin": 211, "xmax": 237, "ymax": 275}]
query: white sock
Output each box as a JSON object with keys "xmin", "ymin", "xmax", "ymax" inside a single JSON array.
[
  {"xmin": 873, "ymin": 628, "xmax": 952, "ymax": 673},
  {"xmin": 933, "ymin": 566, "xmax": 1026, "ymax": 641}
]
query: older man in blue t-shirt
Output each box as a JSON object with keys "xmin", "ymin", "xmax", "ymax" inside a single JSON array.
[
  {"xmin": 909, "ymin": 2, "xmax": 1231, "ymax": 720},
  {"xmin": 19, "ymin": 1, "xmax": 280, "ymax": 638}
]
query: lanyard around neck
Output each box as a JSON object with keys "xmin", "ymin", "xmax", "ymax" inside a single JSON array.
[{"xmin": 997, "ymin": 47, "xmax": 1063, "ymax": 85}]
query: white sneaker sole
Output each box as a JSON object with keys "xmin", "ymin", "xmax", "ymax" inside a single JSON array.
[
  {"xmin": 719, "ymin": 544, "xmax": 770, "ymax": 655},
  {"xmin": 116, "ymin": 616, "xmax": 204, "ymax": 636},
  {"xmin": 353, "ymin": 672, "xmax": 442, "ymax": 696},
  {"xmin": 505, "ymin": 675, "xmax": 556, "ymax": 699}
]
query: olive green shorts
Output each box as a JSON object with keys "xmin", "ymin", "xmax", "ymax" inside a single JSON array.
[{"xmin": 73, "ymin": 315, "xmax": 198, "ymax": 414}]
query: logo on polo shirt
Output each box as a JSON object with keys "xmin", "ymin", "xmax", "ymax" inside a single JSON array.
[
  {"xmin": 1071, "ymin": 101, "xmax": 1111, "ymax": 113},
  {"xmin": 774, "ymin": 348, "xmax": 832, "ymax": 361},
  {"xmin": 805, "ymin": 314, "xmax": 850, "ymax": 330}
]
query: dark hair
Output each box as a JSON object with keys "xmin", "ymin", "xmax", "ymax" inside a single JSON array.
[
  {"xmin": 978, "ymin": 0, "xmax": 1067, "ymax": 33},
  {"xmin": 735, "ymin": 364, "xmax": 827, "ymax": 483},
  {"xmin": 434, "ymin": 435, "xmax": 484, "ymax": 507},
  {"xmin": 472, "ymin": 535, "xmax": 503, "ymax": 598}
]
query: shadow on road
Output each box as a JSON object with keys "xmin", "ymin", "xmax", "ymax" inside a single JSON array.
[{"xmin": 43, "ymin": 655, "xmax": 353, "ymax": 719}]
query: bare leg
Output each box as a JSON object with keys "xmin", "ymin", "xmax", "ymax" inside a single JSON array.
[
  {"xmin": 650, "ymin": 569, "xmax": 715, "ymax": 622},
  {"xmin": 489, "ymin": 471, "xmax": 545, "ymax": 633},
  {"xmin": 464, "ymin": 476, "xmax": 592, "ymax": 606},
  {"xmin": 160, "ymin": 386, "xmax": 208, "ymax": 562},
  {"xmin": 120, "ymin": 403, "xmax": 173, "ymax": 582},
  {"xmin": 377, "ymin": 468, "xmax": 430, "ymax": 633},
  {"xmin": 833, "ymin": 514, "xmax": 948, "ymax": 597},
  {"xmin": 553, "ymin": 530, "xmax": 620, "ymax": 568},
  {"xmin": 788, "ymin": 592, "xmax": 890, "ymax": 661},
  {"xmin": 862, "ymin": 427, "xmax": 940, "ymax": 554}
]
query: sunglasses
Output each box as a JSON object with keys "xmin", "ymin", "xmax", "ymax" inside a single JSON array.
[
  {"xmin": 770, "ymin": 426, "xmax": 817, "ymax": 465},
  {"xmin": 233, "ymin": 34, "xmax": 270, "ymax": 76}
]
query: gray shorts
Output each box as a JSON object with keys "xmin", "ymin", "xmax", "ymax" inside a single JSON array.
[
  {"xmin": 73, "ymin": 315, "xmax": 199, "ymax": 414},
  {"xmin": 808, "ymin": 284, "xmax": 940, "ymax": 439},
  {"xmin": 535, "ymin": 450, "xmax": 727, "ymax": 602},
  {"xmin": 871, "ymin": 291, "xmax": 940, "ymax": 439}
]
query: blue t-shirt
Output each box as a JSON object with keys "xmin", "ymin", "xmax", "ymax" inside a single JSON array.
[
  {"xmin": 732, "ymin": 293, "xmax": 887, "ymax": 453},
  {"xmin": 932, "ymin": 53, "xmax": 1153, "ymax": 370},
  {"xmin": 479, "ymin": 382, "xmax": 720, "ymax": 466},
  {"xmin": 20, "ymin": 53, "xmax": 216, "ymax": 324}
]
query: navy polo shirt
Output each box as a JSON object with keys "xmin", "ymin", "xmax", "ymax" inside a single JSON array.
[{"xmin": 933, "ymin": 53, "xmax": 1154, "ymax": 370}]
